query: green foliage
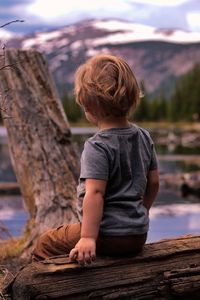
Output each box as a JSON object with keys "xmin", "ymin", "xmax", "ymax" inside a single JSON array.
[
  {"xmin": 62, "ymin": 91, "xmax": 82, "ymax": 122},
  {"xmin": 131, "ymin": 82, "xmax": 169, "ymax": 122},
  {"xmin": 133, "ymin": 81, "xmax": 151, "ymax": 121},
  {"xmin": 132, "ymin": 64, "xmax": 200, "ymax": 122},
  {"xmin": 169, "ymin": 64, "xmax": 200, "ymax": 121}
]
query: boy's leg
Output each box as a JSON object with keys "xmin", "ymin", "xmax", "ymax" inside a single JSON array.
[{"xmin": 32, "ymin": 223, "xmax": 81, "ymax": 261}]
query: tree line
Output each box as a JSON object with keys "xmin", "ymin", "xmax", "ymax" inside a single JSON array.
[{"xmin": 133, "ymin": 64, "xmax": 200, "ymax": 122}]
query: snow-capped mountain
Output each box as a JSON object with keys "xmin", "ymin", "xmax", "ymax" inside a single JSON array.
[
  {"xmin": 0, "ymin": 28, "xmax": 16, "ymax": 41},
  {"xmin": 5, "ymin": 19, "xmax": 200, "ymax": 95}
]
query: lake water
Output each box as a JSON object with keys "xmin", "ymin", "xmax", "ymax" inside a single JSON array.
[{"xmin": 0, "ymin": 126, "xmax": 200, "ymax": 243}]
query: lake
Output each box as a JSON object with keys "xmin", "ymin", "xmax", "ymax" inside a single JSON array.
[{"xmin": 0, "ymin": 126, "xmax": 200, "ymax": 243}]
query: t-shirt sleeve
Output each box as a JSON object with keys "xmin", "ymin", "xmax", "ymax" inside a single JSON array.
[
  {"xmin": 80, "ymin": 140, "xmax": 109, "ymax": 180},
  {"xmin": 149, "ymin": 143, "xmax": 158, "ymax": 171}
]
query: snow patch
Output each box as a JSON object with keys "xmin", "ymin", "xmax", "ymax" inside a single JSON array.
[
  {"xmin": 55, "ymin": 38, "xmax": 69, "ymax": 48},
  {"xmin": 93, "ymin": 19, "xmax": 144, "ymax": 32},
  {"xmin": 70, "ymin": 40, "xmax": 83, "ymax": 50},
  {"xmin": 0, "ymin": 29, "xmax": 15, "ymax": 40},
  {"xmin": 86, "ymin": 47, "xmax": 109, "ymax": 57},
  {"xmin": 93, "ymin": 19, "xmax": 200, "ymax": 44},
  {"xmin": 34, "ymin": 31, "xmax": 62, "ymax": 43},
  {"xmin": 22, "ymin": 30, "xmax": 62, "ymax": 49}
]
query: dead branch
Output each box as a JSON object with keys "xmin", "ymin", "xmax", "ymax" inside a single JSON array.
[
  {"xmin": 0, "ymin": 20, "xmax": 24, "ymax": 29},
  {"xmin": 0, "ymin": 20, "xmax": 24, "ymax": 121}
]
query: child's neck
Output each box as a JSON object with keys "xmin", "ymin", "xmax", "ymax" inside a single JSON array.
[{"xmin": 98, "ymin": 116, "xmax": 130, "ymax": 131}]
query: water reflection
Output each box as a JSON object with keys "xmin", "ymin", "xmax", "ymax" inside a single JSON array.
[
  {"xmin": 159, "ymin": 160, "xmax": 200, "ymax": 174},
  {"xmin": 157, "ymin": 143, "xmax": 200, "ymax": 155},
  {"xmin": 0, "ymin": 196, "xmax": 28, "ymax": 238},
  {"xmin": 148, "ymin": 204, "xmax": 200, "ymax": 242}
]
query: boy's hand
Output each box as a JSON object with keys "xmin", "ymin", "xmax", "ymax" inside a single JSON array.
[{"xmin": 69, "ymin": 237, "xmax": 96, "ymax": 265}]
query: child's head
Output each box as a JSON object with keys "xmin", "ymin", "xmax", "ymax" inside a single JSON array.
[{"xmin": 74, "ymin": 54, "xmax": 140, "ymax": 120}]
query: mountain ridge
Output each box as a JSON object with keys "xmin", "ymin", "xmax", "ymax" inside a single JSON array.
[{"xmin": 5, "ymin": 18, "xmax": 200, "ymax": 97}]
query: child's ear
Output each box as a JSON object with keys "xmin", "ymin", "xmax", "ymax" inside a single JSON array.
[{"xmin": 82, "ymin": 105, "xmax": 88, "ymax": 112}]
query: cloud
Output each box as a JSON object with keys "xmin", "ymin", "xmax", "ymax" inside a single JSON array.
[
  {"xmin": 0, "ymin": 0, "xmax": 199, "ymax": 34},
  {"xmin": 187, "ymin": 12, "xmax": 200, "ymax": 30},
  {"xmin": 126, "ymin": 0, "xmax": 190, "ymax": 6},
  {"xmin": 26, "ymin": 0, "xmax": 130, "ymax": 21}
]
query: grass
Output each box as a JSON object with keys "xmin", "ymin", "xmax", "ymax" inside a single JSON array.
[
  {"xmin": 0, "ymin": 238, "xmax": 26, "ymax": 261},
  {"xmin": 0, "ymin": 219, "xmax": 34, "ymax": 261}
]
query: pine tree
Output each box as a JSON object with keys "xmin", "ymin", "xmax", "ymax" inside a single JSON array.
[
  {"xmin": 62, "ymin": 91, "xmax": 82, "ymax": 122},
  {"xmin": 169, "ymin": 64, "xmax": 200, "ymax": 121},
  {"xmin": 133, "ymin": 81, "xmax": 150, "ymax": 121},
  {"xmin": 158, "ymin": 91, "xmax": 168, "ymax": 121}
]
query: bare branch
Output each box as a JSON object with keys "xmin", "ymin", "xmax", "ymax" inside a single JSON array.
[
  {"xmin": 0, "ymin": 20, "xmax": 24, "ymax": 28},
  {"xmin": 0, "ymin": 20, "xmax": 24, "ymax": 121}
]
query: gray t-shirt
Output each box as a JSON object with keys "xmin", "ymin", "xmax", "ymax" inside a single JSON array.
[{"xmin": 77, "ymin": 123, "xmax": 158, "ymax": 236}]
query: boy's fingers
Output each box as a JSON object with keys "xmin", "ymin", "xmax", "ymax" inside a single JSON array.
[
  {"xmin": 69, "ymin": 247, "xmax": 96, "ymax": 265},
  {"xmin": 69, "ymin": 248, "xmax": 78, "ymax": 260},
  {"xmin": 77, "ymin": 251, "xmax": 85, "ymax": 265},
  {"xmin": 84, "ymin": 252, "xmax": 92, "ymax": 264},
  {"xmin": 91, "ymin": 251, "xmax": 96, "ymax": 261}
]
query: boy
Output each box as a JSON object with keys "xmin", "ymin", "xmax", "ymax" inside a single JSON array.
[{"xmin": 32, "ymin": 54, "xmax": 159, "ymax": 265}]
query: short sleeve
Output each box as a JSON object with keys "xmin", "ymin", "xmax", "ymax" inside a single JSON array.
[
  {"xmin": 80, "ymin": 140, "xmax": 109, "ymax": 180},
  {"xmin": 149, "ymin": 144, "xmax": 158, "ymax": 171}
]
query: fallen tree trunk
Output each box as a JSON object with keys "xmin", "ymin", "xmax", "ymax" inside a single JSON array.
[
  {"xmin": 9, "ymin": 235, "xmax": 200, "ymax": 300},
  {"xmin": 0, "ymin": 49, "xmax": 79, "ymax": 239}
]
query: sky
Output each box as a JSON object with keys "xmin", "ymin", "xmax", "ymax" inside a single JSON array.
[{"xmin": 0, "ymin": 0, "xmax": 200, "ymax": 35}]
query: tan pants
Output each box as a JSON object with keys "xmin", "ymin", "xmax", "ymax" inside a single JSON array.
[{"xmin": 32, "ymin": 223, "xmax": 147, "ymax": 261}]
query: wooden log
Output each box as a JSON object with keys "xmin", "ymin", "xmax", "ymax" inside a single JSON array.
[
  {"xmin": 0, "ymin": 182, "xmax": 20, "ymax": 195},
  {"xmin": 9, "ymin": 235, "xmax": 200, "ymax": 300},
  {"xmin": 0, "ymin": 49, "xmax": 79, "ymax": 237}
]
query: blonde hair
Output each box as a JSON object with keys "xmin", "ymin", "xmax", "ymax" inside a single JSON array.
[{"xmin": 74, "ymin": 54, "xmax": 140, "ymax": 118}]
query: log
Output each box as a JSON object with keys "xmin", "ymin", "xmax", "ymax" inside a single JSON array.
[
  {"xmin": 0, "ymin": 49, "xmax": 79, "ymax": 237},
  {"xmin": 0, "ymin": 182, "xmax": 20, "ymax": 195},
  {"xmin": 8, "ymin": 235, "xmax": 200, "ymax": 300}
]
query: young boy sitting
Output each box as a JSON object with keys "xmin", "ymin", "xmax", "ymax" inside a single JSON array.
[{"xmin": 32, "ymin": 54, "xmax": 159, "ymax": 265}]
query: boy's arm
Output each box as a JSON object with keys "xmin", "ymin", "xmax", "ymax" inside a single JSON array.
[
  {"xmin": 143, "ymin": 169, "xmax": 159, "ymax": 211},
  {"xmin": 69, "ymin": 178, "xmax": 106, "ymax": 265}
]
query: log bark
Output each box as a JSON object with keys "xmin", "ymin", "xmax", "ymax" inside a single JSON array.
[
  {"xmin": 9, "ymin": 235, "xmax": 200, "ymax": 300},
  {"xmin": 0, "ymin": 49, "xmax": 79, "ymax": 236}
]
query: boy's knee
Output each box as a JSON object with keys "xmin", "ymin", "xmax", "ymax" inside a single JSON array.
[{"xmin": 32, "ymin": 230, "xmax": 53, "ymax": 261}]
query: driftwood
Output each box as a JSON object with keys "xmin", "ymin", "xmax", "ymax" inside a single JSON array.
[
  {"xmin": 0, "ymin": 49, "xmax": 79, "ymax": 239},
  {"xmin": 0, "ymin": 182, "xmax": 20, "ymax": 195},
  {"xmin": 7, "ymin": 235, "xmax": 200, "ymax": 300}
]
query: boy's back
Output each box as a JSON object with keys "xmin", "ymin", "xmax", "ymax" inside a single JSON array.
[{"xmin": 77, "ymin": 123, "xmax": 158, "ymax": 236}]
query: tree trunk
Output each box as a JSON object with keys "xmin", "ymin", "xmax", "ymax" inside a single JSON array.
[
  {"xmin": 8, "ymin": 235, "xmax": 200, "ymax": 300},
  {"xmin": 0, "ymin": 49, "xmax": 79, "ymax": 237}
]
